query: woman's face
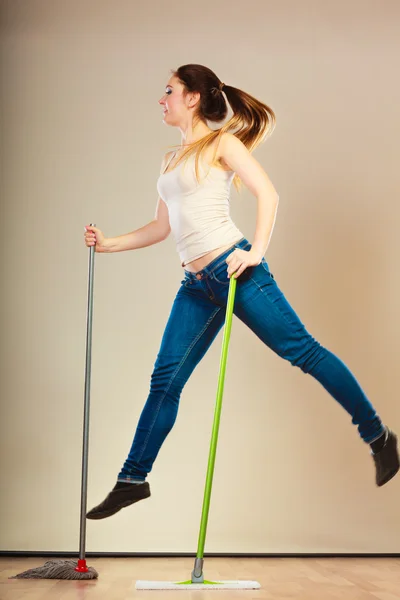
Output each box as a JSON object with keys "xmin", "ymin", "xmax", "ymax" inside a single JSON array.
[{"xmin": 159, "ymin": 76, "xmax": 198, "ymax": 127}]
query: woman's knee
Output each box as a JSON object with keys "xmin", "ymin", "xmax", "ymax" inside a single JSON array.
[
  {"xmin": 149, "ymin": 358, "xmax": 188, "ymax": 401},
  {"xmin": 287, "ymin": 337, "xmax": 328, "ymax": 373},
  {"xmin": 268, "ymin": 326, "xmax": 326, "ymax": 373}
]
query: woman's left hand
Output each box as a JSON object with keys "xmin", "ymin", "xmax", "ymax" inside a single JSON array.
[{"xmin": 225, "ymin": 249, "xmax": 263, "ymax": 279}]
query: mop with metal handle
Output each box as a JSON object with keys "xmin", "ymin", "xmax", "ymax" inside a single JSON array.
[
  {"xmin": 136, "ymin": 274, "xmax": 261, "ymax": 590},
  {"xmin": 11, "ymin": 224, "xmax": 98, "ymax": 580}
]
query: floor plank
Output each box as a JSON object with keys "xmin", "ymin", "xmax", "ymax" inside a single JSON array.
[{"xmin": 1, "ymin": 557, "xmax": 400, "ymax": 600}]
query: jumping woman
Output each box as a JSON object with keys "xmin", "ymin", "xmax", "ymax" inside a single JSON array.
[{"xmin": 84, "ymin": 64, "xmax": 399, "ymax": 520}]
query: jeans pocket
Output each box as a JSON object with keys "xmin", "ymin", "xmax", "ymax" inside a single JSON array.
[
  {"xmin": 212, "ymin": 241, "xmax": 251, "ymax": 284},
  {"xmin": 181, "ymin": 276, "xmax": 194, "ymax": 288},
  {"xmin": 261, "ymin": 259, "xmax": 275, "ymax": 279},
  {"xmin": 212, "ymin": 261, "xmax": 230, "ymax": 285}
]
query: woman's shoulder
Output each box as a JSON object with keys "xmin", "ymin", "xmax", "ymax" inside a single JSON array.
[
  {"xmin": 216, "ymin": 133, "xmax": 241, "ymax": 170},
  {"xmin": 160, "ymin": 151, "xmax": 176, "ymax": 174},
  {"xmin": 163, "ymin": 150, "xmax": 175, "ymax": 160},
  {"xmin": 162, "ymin": 150, "xmax": 175, "ymax": 163},
  {"xmin": 218, "ymin": 132, "xmax": 244, "ymax": 153}
]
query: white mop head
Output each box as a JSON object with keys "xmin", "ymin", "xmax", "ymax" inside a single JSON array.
[{"xmin": 135, "ymin": 579, "xmax": 261, "ymax": 590}]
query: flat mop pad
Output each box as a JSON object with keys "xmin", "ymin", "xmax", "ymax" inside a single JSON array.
[{"xmin": 136, "ymin": 579, "xmax": 260, "ymax": 590}]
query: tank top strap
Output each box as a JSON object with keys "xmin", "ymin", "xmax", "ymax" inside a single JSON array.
[{"xmin": 162, "ymin": 150, "xmax": 178, "ymax": 174}]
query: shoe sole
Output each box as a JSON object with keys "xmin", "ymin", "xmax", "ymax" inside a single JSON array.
[
  {"xmin": 376, "ymin": 432, "xmax": 400, "ymax": 487},
  {"xmin": 378, "ymin": 465, "xmax": 400, "ymax": 486},
  {"xmin": 86, "ymin": 489, "xmax": 151, "ymax": 520}
]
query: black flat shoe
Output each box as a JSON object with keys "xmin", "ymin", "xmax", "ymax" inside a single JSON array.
[
  {"xmin": 371, "ymin": 429, "xmax": 400, "ymax": 487},
  {"xmin": 86, "ymin": 481, "xmax": 151, "ymax": 519}
]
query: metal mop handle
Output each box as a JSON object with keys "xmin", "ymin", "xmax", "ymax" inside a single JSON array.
[
  {"xmin": 76, "ymin": 223, "xmax": 96, "ymax": 573},
  {"xmin": 191, "ymin": 274, "xmax": 237, "ymax": 583}
]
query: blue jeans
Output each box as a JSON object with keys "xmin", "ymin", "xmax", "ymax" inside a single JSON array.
[{"xmin": 118, "ymin": 237, "xmax": 385, "ymax": 482}]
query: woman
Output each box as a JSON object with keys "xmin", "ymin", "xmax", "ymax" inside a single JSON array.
[{"xmin": 84, "ymin": 64, "xmax": 399, "ymax": 520}]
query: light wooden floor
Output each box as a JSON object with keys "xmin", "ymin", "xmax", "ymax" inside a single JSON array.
[{"xmin": 1, "ymin": 556, "xmax": 400, "ymax": 600}]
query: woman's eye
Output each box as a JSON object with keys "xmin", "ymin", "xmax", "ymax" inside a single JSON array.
[{"xmin": 166, "ymin": 90, "xmax": 172, "ymax": 95}]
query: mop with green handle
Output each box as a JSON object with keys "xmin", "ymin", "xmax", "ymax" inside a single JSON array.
[{"xmin": 136, "ymin": 274, "xmax": 261, "ymax": 591}]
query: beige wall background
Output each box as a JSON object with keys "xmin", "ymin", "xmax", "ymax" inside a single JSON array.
[{"xmin": 1, "ymin": 0, "xmax": 399, "ymax": 554}]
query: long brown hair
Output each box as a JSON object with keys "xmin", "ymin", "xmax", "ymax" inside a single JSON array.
[{"xmin": 166, "ymin": 64, "xmax": 276, "ymax": 191}]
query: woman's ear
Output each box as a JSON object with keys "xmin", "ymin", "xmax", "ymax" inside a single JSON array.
[{"xmin": 187, "ymin": 91, "xmax": 201, "ymax": 109}]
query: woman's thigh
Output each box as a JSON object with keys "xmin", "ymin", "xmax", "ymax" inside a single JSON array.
[
  {"xmin": 151, "ymin": 282, "xmax": 225, "ymax": 390},
  {"xmin": 232, "ymin": 261, "xmax": 316, "ymax": 363}
]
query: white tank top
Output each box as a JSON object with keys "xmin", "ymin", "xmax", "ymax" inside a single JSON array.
[{"xmin": 157, "ymin": 151, "xmax": 245, "ymax": 267}]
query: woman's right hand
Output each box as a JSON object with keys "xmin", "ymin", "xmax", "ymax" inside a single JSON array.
[{"xmin": 84, "ymin": 225, "xmax": 108, "ymax": 252}]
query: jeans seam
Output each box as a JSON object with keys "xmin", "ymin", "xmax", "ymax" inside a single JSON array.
[
  {"xmin": 249, "ymin": 273, "xmax": 294, "ymax": 347},
  {"xmin": 205, "ymin": 278, "xmax": 216, "ymax": 299},
  {"xmin": 136, "ymin": 306, "xmax": 222, "ymax": 462}
]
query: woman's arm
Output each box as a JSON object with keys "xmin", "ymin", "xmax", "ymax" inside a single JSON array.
[
  {"xmin": 219, "ymin": 133, "xmax": 279, "ymax": 260},
  {"xmin": 104, "ymin": 196, "xmax": 170, "ymax": 252},
  {"xmin": 103, "ymin": 155, "xmax": 172, "ymax": 253}
]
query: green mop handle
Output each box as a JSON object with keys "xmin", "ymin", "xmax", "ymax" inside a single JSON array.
[{"xmin": 194, "ymin": 274, "xmax": 237, "ymax": 571}]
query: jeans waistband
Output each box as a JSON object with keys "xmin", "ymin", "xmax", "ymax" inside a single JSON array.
[{"xmin": 183, "ymin": 237, "xmax": 250, "ymax": 280}]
